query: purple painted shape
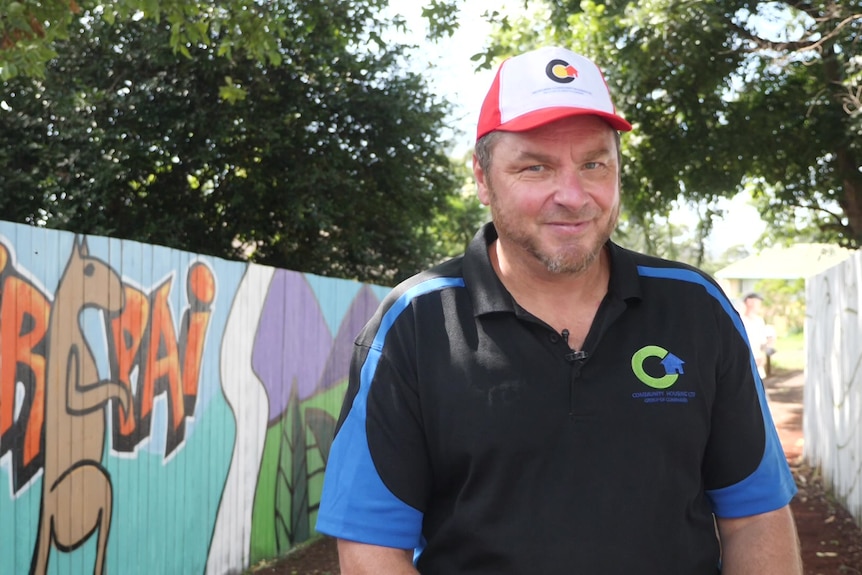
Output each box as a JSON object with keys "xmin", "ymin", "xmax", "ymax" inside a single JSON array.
[
  {"xmin": 318, "ymin": 285, "xmax": 380, "ymax": 391},
  {"xmin": 253, "ymin": 270, "xmax": 332, "ymax": 422}
]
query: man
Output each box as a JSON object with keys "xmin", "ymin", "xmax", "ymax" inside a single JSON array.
[
  {"xmin": 741, "ymin": 292, "xmax": 773, "ymax": 379},
  {"xmin": 317, "ymin": 46, "xmax": 801, "ymax": 574}
]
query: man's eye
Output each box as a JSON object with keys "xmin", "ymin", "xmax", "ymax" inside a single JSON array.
[
  {"xmin": 525, "ymin": 165, "xmax": 545, "ymax": 172},
  {"xmin": 584, "ymin": 162, "xmax": 601, "ymax": 170}
]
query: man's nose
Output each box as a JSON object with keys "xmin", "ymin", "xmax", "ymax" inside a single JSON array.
[{"xmin": 554, "ymin": 169, "xmax": 589, "ymax": 207}]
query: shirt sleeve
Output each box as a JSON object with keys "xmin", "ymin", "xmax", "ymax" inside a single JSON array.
[{"xmin": 704, "ymin": 307, "xmax": 797, "ymax": 517}]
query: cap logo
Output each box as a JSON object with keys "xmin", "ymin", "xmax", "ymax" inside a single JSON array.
[{"xmin": 546, "ymin": 59, "xmax": 578, "ymax": 84}]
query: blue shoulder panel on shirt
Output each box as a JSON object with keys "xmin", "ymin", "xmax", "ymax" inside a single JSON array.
[
  {"xmin": 316, "ymin": 277, "xmax": 466, "ymax": 548},
  {"xmin": 637, "ymin": 266, "xmax": 797, "ymax": 516}
]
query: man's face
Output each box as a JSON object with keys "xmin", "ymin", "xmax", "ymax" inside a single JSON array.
[
  {"xmin": 473, "ymin": 115, "xmax": 621, "ymax": 276},
  {"xmin": 745, "ymin": 297, "xmax": 762, "ymax": 315}
]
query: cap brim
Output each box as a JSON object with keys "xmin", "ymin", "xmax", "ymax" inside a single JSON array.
[{"xmin": 492, "ymin": 107, "xmax": 633, "ymax": 138}]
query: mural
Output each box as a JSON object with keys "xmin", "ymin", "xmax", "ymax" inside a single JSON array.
[
  {"xmin": 0, "ymin": 220, "xmax": 387, "ymax": 574},
  {"xmin": 33, "ymin": 237, "xmax": 134, "ymax": 575}
]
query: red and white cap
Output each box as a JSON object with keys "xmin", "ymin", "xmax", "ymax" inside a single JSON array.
[{"xmin": 476, "ymin": 46, "xmax": 632, "ymax": 141}]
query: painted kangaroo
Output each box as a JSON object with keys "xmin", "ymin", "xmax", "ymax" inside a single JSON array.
[{"xmin": 30, "ymin": 237, "xmax": 132, "ymax": 575}]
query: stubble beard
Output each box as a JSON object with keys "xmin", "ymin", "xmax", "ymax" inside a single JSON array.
[{"xmin": 490, "ymin": 200, "xmax": 619, "ymax": 276}]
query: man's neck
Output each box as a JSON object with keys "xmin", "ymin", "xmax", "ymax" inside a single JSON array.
[{"xmin": 488, "ymin": 241, "xmax": 610, "ymax": 345}]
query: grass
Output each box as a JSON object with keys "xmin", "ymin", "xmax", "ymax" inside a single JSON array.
[{"xmin": 770, "ymin": 331, "xmax": 805, "ymax": 372}]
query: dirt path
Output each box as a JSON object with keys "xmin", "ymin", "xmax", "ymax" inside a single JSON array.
[
  {"xmin": 767, "ymin": 368, "xmax": 805, "ymax": 463},
  {"xmin": 766, "ymin": 368, "xmax": 862, "ymax": 574},
  {"xmin": 253, "ymin": 368, "xmax": 862, "ymax": 575}
]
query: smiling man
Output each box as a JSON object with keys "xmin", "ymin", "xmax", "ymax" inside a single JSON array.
[{"xmin": 316, "ymin": 46, "xmax": 802, "ymax": 574}]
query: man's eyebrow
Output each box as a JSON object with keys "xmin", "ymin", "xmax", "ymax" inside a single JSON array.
[
  {"xmin": 512, "ymin": 149, "xmax": 554, "ymax": 164},
  {"xmin": 513, "ymin": 147, "xmax": 615, "ymax": 163},
  {"xmin": 580, "ymin": 147, "xmax": 616, "ymax": 161}
]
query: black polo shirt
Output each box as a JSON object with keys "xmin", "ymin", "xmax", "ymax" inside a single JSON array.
[{"xmin": 317, "ymin": 223, "xmax": 796, "ymax": 574}]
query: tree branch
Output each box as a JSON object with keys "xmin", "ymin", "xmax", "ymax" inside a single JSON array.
[
  {"xmin": 726, "ymin": 19, "xmax": 818, "ymax": 53},
  {"xmin": 729, "ymin": 6, "xmax": 862, "ymax": 56},
  {"xmin": 796, "ymin": 14, "xmax": 862, "ymax": 55}
]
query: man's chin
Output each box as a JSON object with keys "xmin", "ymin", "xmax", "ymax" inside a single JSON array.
[
  {"xmin": 538, "ymin": 242, "xmax": 606, "ymax": 275},
  {"xmin": 538, "ymin": 252, "xmax": 595, "ymax": 275}
]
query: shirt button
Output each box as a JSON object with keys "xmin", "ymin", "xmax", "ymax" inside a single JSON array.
[{"xmin": 549, "ymin": 333, "xmax": 560, "ymax": 343}]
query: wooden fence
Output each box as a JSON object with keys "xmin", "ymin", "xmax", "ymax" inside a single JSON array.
[
  {"xmin": 804, "ymin": 249, "xmax": 862, "ymax": 526},
  {"xmin": 0, "ymin": 220, "xmax": 388, "ymax": 574}
]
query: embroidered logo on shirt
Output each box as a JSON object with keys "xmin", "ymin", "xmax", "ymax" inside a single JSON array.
[{"xmin": 630, "ymin": 345, "xmax": 695, "ymax": 404}]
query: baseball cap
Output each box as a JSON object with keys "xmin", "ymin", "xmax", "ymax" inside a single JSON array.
[{"xmin": 476, "ymin": 46, "xmax": 632, "ymax": 141}]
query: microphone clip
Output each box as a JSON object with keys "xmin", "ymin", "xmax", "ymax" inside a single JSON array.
[{"xmin": 566, "ymin": 350, "xmax": 589, "ymax": 362}]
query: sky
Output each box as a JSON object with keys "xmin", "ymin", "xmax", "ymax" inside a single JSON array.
[
  {"xmin": 384, "ymin": 2, "xmax": 767, "ymax": 257},
  {"xmin": 383, "ymin": 1, "xmax": 496, "ymax": 156},
  {"xmin": 700, "ymin": 194, "xmax": 767, "ymax": 256}
]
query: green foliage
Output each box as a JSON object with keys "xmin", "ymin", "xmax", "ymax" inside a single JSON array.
[
  {"xmin": 427, "ymin": 153, "xmax": 489, "ymax": 259},
  {"xmin": 480, "ymin": 0, "xmax": 862, "ymax": 249},
  {"xmin": 1, "ymin": 0, "xmax": 392, "ymax": 82},
  {"xmin": 0, "ymin": 4, "xmax": 466, "ymax": 284},
  {"xmin": 614, "ymin": 206, "xmax": 709, "ymax": 268},
  {"xmin": 709, "ymin": 243, "xmax": 753, "ymax": 276},
  {"xmin": 421, "ymin": 0, "xmax": 461, "ymax": 39},
  {"xmin": 770, "ymin": 330, "xmax": 805, "ymax": 372},
  {"xmin": 754, "ymin": 278, "xmax": 806, "ymax": 335}
]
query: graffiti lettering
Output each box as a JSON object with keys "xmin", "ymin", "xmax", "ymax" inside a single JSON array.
[
  {"xmin": 0, "ymin": 273, "xmax": 50, "ymax": 482},
  {"xmin": 109, "ymin": 285, "xmax": 149, "ymax": 437},
  {"xmin": 0, "ymin": 239, "xmax": 215, "ymax": 494},
  {"xmin": 108, "ymin": 264, "xmax": 213, "ymax": 455}
]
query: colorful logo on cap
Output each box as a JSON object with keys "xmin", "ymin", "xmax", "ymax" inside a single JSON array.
[{"xmin": 546, "ymin": 59, "xmax": 578, "ymax": 84}]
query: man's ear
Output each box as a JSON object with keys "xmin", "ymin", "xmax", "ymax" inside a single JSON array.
[{"xmin": 473, "ymin": 155, "xmax": 491, "ymax": 207}]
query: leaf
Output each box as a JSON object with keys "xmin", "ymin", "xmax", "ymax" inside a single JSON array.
[
  {"xmin": 273, "ymin": 382, "xmax": 310, "ymax": 551},
  {"xmin": 305, "ymin": 407, "xmax": 337, "ymax": 465},
  {"xmin": 289, "ymin": 386, "xmax": 310, "ymax": 545}
]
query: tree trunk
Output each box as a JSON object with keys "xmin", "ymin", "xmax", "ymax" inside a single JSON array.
[{"xmin": 822, "ymin": 41, "xmax": 862, "ymax": 246}]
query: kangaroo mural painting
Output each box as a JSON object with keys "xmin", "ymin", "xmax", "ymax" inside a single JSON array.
[
  {"xmin": 0, "ymin": 221, "xmax": 385, "ymax": 574},
  {"xmin": 31, "ymin": 237, "xmax": 132, "ymax": 575}
]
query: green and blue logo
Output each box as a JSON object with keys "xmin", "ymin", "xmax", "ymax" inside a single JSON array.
[
  {"xmin": 631, "ymin": 345, "xmax": 685, "ymax": 389},
  {"xmin": 630, "ymin": 345, "xmax": 694, "ymax": 404}
]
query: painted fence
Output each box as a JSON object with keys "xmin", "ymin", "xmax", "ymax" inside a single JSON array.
[
  {"xmin": 0, "ymin": 219, "xmax": 389, "ymax": 574},
  {"xmin": 804, "ymin": 248, "xmax": 862, "ymax": 526}
]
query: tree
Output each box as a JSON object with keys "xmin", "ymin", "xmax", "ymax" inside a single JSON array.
[
  {"xmin": 0, "ymin": 0, "xmax": 326, "ymax": 83},
  {"xmin": 754, "ymin": 278, "xmax": 806, "ymax": 335},
  {"xmin": 473, "ymin": 1, "xmax": 861, "ymax": 249},
  {"xmin": 427, "ymin": 151, "xmax": 489, "ymax": 257},
  {"xmin": 614, "ymin": 207, "xmax": 711, "ymax": 267},
  {"xmin": 0, "ymin": 2, "xmax": 467, "ymax": 285}
]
